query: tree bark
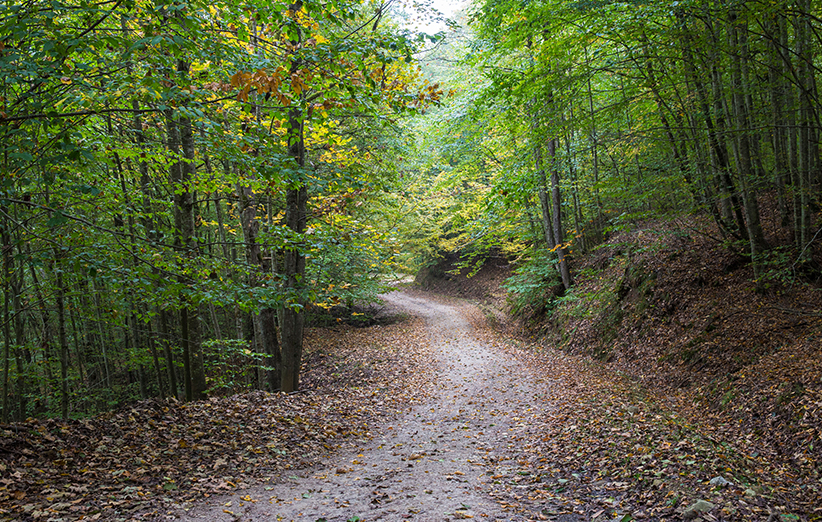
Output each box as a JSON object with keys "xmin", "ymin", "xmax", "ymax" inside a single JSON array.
[
  {"xmin": 795, "ymin": 0, "xmax": 815, "ymax": 255},
  {"xmin": 584, "ymin": 45, "xmax": 603, "ymax": 231},
  {"xmin": 535, "ymin": 143, "xmax": 556, "ymax": 249},
  {"xmin": 158, "ymin": 309, "xmax": 177, "ymax": 398},
  {"xmin": 765, "ymin": 8, "xmax": 791, "ymax": 226},
  {"xmin": 167, "ymin": 58, "xmax": 206, "ymax": 400},
  {"xmin": 1, "ymin": 223, "xmax": 11, "ymax": 423},
  {"xmin": 281, "ymin": 0, "xmax": 308, "ymax": 393},
  {"xmin": 237, "ymin": 181, "xmax": 281, "ymax": 391},
  {"xmin": 53, "ymin": 251, "xmax": 70, "ymax": 419},
  {"xmin": 728, "ymin": 11, "xmax": 768, "ymax": 271},
  {"xmin": 549, "ymin": 137, "xmax": 572, "ymax": 290},
  {"xmin": 696, "ymin": 15, "xmax": 750, "ymax": 241}
]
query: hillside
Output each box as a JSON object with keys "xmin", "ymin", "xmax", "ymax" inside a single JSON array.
[
  {"xmin": 416, "ymin": 214, "xmax": 822, "ymax": 517},
  {"xmin": 2, "ymin": 214, "xmax": 819, "ymax": 521}
]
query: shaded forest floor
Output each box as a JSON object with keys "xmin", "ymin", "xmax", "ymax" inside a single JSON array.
[
  {"xmin": 1, "ymin": 213, "xmax": 820, "ymax": 521},
  {"xmin": 0, "ymin": 315, "xmax": 436, "ymax": 521},
  {"xmin": 419, "ymin": 214, "xmax": 822, "ymax": 521}
]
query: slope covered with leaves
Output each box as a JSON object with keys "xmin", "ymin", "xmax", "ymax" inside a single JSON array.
[
  {"xmin": 540, "ymin": 214, "xmax": 821, "ymax": 484},
  {"xmin": 417, "ymin": 210, "xmax": 820, "ymax": 520},
  {"xmin": 0, "ymin": 315, "xmax": 433, "ymax": 521}
]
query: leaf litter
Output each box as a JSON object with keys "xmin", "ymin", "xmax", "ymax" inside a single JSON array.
[
  {"xmin": 2, "ymin": 240, "xmax": 821, "ymax": 522},
  {"xmin": 416, "ymin": 219, "xmax": 821, "ymax": 522},
  {"xmin": 177, "ymin": 290, "xmax": 538, "ymax": 522},
  {"xmin": 0, "ymin": 315, "xmax": 433, "ymax": 521},
  {"xmin": 479, "ymin": 340, "xmax": 820, "ymax": 521}
]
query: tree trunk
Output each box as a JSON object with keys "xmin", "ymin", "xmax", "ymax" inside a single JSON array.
[
  {"xmin": 237, "ymin": 180, "xmax": 281, "ymax": 391},
  {"xmin": 795, "ymin": 0, "xmax": 815, "ymax": 255},
  {"xmin": 281, "ymin": 0, "xmax": 308, "ymax": 393},
  {"xmin": 765, "ymin": 8, "xmax": 791, "ymax": 226},
  {"xmin": 549, "ymin": 137, "xmax": 573, "ymax": 290},
  {"xmin": 535, "ymin": 143, "xmax": 556, "ymax": 249},
  {"xmin": 698, "ymin": 15, "xmax": 750, "ymax": 241},
  {"xmin": 281, "ymin": 180, "xmax": 307, "ymax": 391},
  {"xmin": 167, "ymin": 58, "xmax": 206, "ymax": 400},
  {"xmin": 53, "ymin": 252, "xmax": 70, "ymax": 419},
  {"xmin": 584, "ymin": 45, "xmax": 603, "ymax": 230},
  {"xmin": 1, "ymin": 223, "xmax": 12, "ymax": 423},
  {"xmin": 158, "ymin": 309, "xmax": 177, "ymax": 398},
  {"xmin": 728, "ymin": 11, "xmax": 768, "ymax": 273},
  {"xmin": 12, "ymin": 254, "xmax": 27, "ymax": 420},
  {"xmin": 89, "ymin": 280, "xmax": 111, "ymax": 389}
]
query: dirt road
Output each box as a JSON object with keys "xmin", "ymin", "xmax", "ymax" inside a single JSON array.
[{"xmin": 178, "ymin": 291, "xmax": 550, "ymax": 522}]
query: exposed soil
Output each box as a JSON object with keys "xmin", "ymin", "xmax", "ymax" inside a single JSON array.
[{"xmin": 414, "ymin": 253, "xmax": 511, "ymax": 311}]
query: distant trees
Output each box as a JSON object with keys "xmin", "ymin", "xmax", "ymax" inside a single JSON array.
[{"xmin": 0, "ymin": 0, "xmax": 438, "ymax": 420}]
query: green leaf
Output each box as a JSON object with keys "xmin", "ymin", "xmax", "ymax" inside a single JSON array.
[{"xmin": 46, "ymin": 212, "xmax": 69, "ymax": 227}]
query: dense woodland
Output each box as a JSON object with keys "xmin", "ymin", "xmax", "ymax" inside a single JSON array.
[
  {"xmin": 0, "ymin": 0, "xmax": 443, "ymax": 420},
  {"xmin": 414, "ymin": 0, "xmax": 822, "ymax": 289},
  {"xmin": 1, "ymin": 0, "xmax": 821, "ymax": 423}
]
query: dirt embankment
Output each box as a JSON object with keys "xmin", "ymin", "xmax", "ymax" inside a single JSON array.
[
  {"xmin": 542, "ymin": 217, "xmax": 822, "ymax": 492},
  {"xmin": 417, "ymin": 215, "xmax": 822, "ymax": 519}
]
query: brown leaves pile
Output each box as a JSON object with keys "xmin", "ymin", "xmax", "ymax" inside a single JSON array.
[
  {"xmin": 0, "ymin": 315, "xmax": 433, "ymax": 521},
  {"xmin": 480, "ymin": 344, "xmax": 821, "ymax": 521},
  {"xmin": 480, "ymin": 209, "xmax": 821, "ymax": 520}
]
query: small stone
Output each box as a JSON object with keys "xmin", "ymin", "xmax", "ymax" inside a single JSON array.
[
  {"xmin": 709, "ymin": 476, "xmax": 732, "ymax": 487},
  {"xmin": 683, "ymin": 500, "xmax": 715, "ymax": 519}
]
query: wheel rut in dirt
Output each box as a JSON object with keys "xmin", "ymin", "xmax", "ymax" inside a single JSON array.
[{"xmin": 179, "ymin": 290, "xmax": 548, "ymax": 522}]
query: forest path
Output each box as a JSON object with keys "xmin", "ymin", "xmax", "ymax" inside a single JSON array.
[{"xmin": 179, "ymin": 290, "xmax": 552, "ymax": 522}]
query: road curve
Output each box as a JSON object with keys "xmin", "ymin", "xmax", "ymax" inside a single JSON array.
[{"xmin": 178, "ymin": 290, "xmax": 545, "ymax": 522}]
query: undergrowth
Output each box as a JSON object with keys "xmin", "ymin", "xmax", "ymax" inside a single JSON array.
[{"xmin": 503, "ymin": 247, "xmax": 562, "ymax": 321}]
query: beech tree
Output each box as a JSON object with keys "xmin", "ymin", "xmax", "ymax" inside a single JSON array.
[
  {"xmin": 0, "ymin": 0, "xmax": 438, "ymax": 418},
  {"xmin": 408, "ymin": 0, "xmax": 821, "ymax": 302}
]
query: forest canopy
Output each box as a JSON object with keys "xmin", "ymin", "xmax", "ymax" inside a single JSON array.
[
  {"xmin": 0, "ymin": 0, "xmax": 443, "ymax": 419},
  {"xmin": 1, "ymin": 0, "xmax": 821, "ymax": 421}
]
